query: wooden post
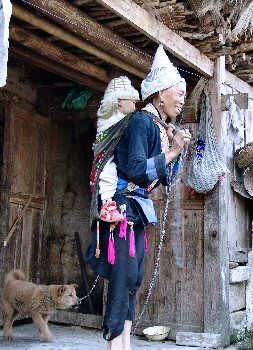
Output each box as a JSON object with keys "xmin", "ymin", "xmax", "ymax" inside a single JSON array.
[
  {"xmin": 204, "ymin": 56, "xmax": 230, "ymax": 345},
  {"xmin": 10, "ymin": 24, "xmax": 111, "ymax": 83},
  {"xmin": 12, "ymin": 4, "xmax": 145, "ymax": 79}
]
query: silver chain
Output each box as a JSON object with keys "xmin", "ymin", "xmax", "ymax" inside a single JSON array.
[
  {"xmin": 78, "ymin": 274, "xmax": 100, "ymax": 303},
  {"xmin": 132, "ymin": 147, "xmax": 188, "ymax": 334},
  {"xmin": 132, "ymin": 184, "xmax": 172, "ymax": 334}
]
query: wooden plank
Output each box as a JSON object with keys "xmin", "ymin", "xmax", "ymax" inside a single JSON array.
[
  {"xmin": 4, "ymin": 196, "xmax": 33, "ymax": 247},
  {"xmin": 50, "ymin": 311, "xmax": 102, "ymax": 329},
  {"xmin": 11, "ymin": 45, "xmax": 106, "ymax": 92},
  {"xmin": 24, "ymin": 0, "xmax": 150, "ymax": 74},
  {"xmin": 29, "ymin": 209, "xmax": 44, "ymax": 283},
  {"xmin": 10, "ymin": 193, "xmax": 44, "ymax": 210},
  {"xmin": 12, "ymin": 105, "xmax": 50, "ymax": 128},
  {"xmin": 12, "ymin": 4, "xmax": 145, "ymax": 79},
  {"xmin": 10, "ymin": 24, "xmax": 111, "ymax": 83},
  {"xmin": 203, "ymin": 57, "xmax": 230, "ymax": 346},
  {"xmin": 97, "ymin": 0, "xmax": 214, "ymax": 77},
  {"xmin": 176, "ymin": 332, "xmax": 223, "ymax": 348},
  {"xmin": 225, "ymin": 70, "xmax": 253, "ymax": 97}
]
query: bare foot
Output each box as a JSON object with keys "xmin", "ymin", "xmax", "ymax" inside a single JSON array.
[
  {"xmin": 109, "ymin": 334, "xmax": 123, "ymax": 350},
  {"xmin": 122, "ymin": 321, "xmax": 132, "ymax": 350},
  {"xmin": 40, "ymin": 332, "xmax": 53, "ymax": 342},
  {"xmin": 5, "ymin": 334, "xmax": 12, "ymax": 341}
]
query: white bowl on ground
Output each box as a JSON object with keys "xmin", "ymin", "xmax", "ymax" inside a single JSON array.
[{"xmin": 142, "ymin": 326, "xmax": 170, "ymax": 341}]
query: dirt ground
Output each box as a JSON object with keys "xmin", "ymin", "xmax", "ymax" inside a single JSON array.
[{"xmin": 0, "ymin": 322, "xmax": 235, "ymax": 350}]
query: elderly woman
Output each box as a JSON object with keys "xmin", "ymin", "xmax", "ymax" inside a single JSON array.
[{"xmin": 86, "ymin": 44, "xmax": 191, "ymax": 350}]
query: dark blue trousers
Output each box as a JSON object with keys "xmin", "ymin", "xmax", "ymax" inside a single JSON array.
[{"xmin": 86, "ymin": 221, "xmax": 145, "ymax": 341}]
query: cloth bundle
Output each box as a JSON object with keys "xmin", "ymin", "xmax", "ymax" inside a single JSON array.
[{"xmin": 188, "ymin": 91, "xmax": 228, "ymax": 193}]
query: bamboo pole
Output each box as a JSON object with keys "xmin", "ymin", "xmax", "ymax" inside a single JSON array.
[
  {"xmin": 22, "ymin": 0, "xmax": 152, "ymax": 72},
  {"xmin": 10, "ymin": 24, "xmax": 111, "ymax": 83},
  {"xmin": 11, "ymin": 44, "xmax": 106, "ymax": 92},
  {"xmin": 12, "ymin": 4, "xmax": 145, "ymax": 79}
]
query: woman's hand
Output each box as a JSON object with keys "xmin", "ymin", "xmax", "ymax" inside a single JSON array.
[
  {"xmin": 165, "ymin": 129, "xmax": 191, "ymax": 164},
  {"xmin": 166, "ymin": 123, "xmax": 176, "ymax": 141}
]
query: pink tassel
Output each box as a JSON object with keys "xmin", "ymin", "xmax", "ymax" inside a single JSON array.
[
  {"xmin": 108, "ymin": 224, "xmax": 116, "ymax": 265},
  {"xmin": 129, "ymin": 223, "xmax": 136, "ymax": 258},
  {"xmin": 108, "ymin": 233, "xmax": 116, "ymax": 265},
  {"xmin": 119, "ymin": 215, "xmax": 127, "ymax": 239},
  {"xmin": 144, "ymin": 228, "xmax": 149, "ymax": 252}
]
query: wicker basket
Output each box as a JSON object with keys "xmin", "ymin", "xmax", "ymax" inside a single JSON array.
[
  {"xmin": 234, "ymin": 142, "xmax": 253, "ymax": 168},
  {"xmin": 244, "ymin": 166, "xmax": 253, "ymax": 197}
]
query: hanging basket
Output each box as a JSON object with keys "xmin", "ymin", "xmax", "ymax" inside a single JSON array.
[
  {"xmin": 187, "ymin": 91, "xmax": 228, "ymax": 193},
  {"xmin": 244, "ymin": 165, "xmax": 253, "ymax": 196},
  {"xmin": 235, "ymin": 142, "xmax": 253, "ymax": 168}
]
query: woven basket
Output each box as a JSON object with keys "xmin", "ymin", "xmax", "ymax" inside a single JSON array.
[
  {"xmin": 244, "ymin": 165, "xmax": 253, "ymax": 197},
  {"xmin": 235, "ymin": 142, "xmax": 253, "ymax": 168}
]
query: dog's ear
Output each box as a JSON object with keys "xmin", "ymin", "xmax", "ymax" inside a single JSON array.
[
  {"xmin": 71, "ymin": 284, "xmax": 78, "ymax": 289},
  {"xmin": 58, "ymin": 285, "xmax": 67, "ymax": 296}
]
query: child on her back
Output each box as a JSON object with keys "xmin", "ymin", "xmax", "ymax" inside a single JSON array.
[{"xmin": 96, "ymin": 76, "xmax": 139, "ymax": 222}]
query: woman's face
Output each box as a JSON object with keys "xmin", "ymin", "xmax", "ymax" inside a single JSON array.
[
  {"xmin": 118, "ymin": 99, "xmax": 136, "ymax": 115},
  {"xmin": 159, "ymin": 82, "xmax": 186, "ymax": 119}
]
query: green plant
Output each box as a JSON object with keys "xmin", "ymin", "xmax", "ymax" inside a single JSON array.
[{"xmin": 237, "ymin": 328, "xmax": 253, "ymax": 350}]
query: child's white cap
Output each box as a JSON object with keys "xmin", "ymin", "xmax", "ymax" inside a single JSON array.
[{"xmin": 103, "ymin": 76, "xmax": 139, "ymax": 101}]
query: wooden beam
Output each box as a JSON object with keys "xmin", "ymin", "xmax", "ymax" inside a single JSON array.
[
  {"xmin": 97, "ymin": 0, "xmax": 214, "ymax": 77},
  {"xmin": 73, "ymin": 0, "xmax": 92, "ymax": 5},
  {"xmin": 234, "ymin": 42, "xmax": 253, "ymax": 55},
  {"xmin": 22, "ymin": 0, "xmax": 151, "ymax": 73},
  {"xmin": 12, "ymin": 4, "xmax": 145, "ymax": 79},
  {"xmin": 225, "ymin": 70, "xmax": 253, "ymax": 98},
  {"xmin": 10, "ymin": 44, "xmax": 106, "ymax": 92},
  {"xmin": 10, "ymin": 24, "xmax": 111, "ymax": 83}
]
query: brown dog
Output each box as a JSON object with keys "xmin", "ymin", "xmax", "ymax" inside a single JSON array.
[{"xmin": 2, "ymin": 269, "xmax": 79, "ymax": 342}]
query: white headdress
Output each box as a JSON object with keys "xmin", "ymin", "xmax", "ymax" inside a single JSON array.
[
  {"xmin": 97, "ymin": 76, "xmax": 139, "ymax": 120},
  {"xmin": 141, "ymin": 44, "xmax": 186, "ymax": 101}
]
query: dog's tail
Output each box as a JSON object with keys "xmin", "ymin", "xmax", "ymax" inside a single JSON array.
[{"xmin": 5, "ymin": 269, "xmax": 26, "ymax": 284}]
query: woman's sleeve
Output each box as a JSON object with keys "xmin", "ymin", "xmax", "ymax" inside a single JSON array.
[{"xmin": 125, "ymin": 113, "xmax": 167, "ymax": 185}]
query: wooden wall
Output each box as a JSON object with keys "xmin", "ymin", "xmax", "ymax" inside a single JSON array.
[
  {"xmin": 225, "ymin": 71, "xmax": 253, "ymax": 252},
  {"xmin": 224, "ymin": 71, "xmax": 253, "ymax": 340}
]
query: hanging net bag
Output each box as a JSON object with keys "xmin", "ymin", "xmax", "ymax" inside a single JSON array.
[{"xmin": 187, "ymin": 91, "xmax": 228, "ymax": 193}]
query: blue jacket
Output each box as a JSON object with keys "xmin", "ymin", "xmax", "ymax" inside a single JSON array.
[{"xmin": 115, "ymin": 111, "xmax": 169, "ymax": 188}]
